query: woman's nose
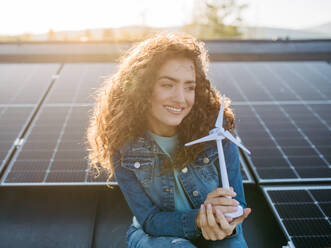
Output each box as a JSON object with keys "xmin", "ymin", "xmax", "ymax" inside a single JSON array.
[{"xmin": 173, "ymin": 87, "xmax": 185, "ymax": 102}]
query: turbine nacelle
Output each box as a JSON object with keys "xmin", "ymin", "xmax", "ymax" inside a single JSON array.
[{"xmin": 209, "ymin": 127, "xmax": 225, "ymax": 136}]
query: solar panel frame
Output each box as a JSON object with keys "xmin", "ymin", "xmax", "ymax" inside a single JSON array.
[
  {"xmin": 0, "ymin": 63, "xmax": 61, "ymax": 174},
  {"xmin": 0, "ymin": 106, "xmax": 35, "ymax": 174},
  {"xmin": 0, "ymin": 63, "xmax": 61, "ymax": 105},
  {"xmin": 213, "ymin": 61, "xmax": 331, "ymax": 183},
  {"xmin": 234, "ymin": 103, "xmax": 331, "ymax": 183},
  {"xmin": 2, "ymin": 61, "xmax": 329, "ymax": 185},
  {"xmin": 1, "ymin": 104, "xmax": 252, "ymax": 186},
  {"xmin": 239, "ymin": 152, "xmax": 254, "ymax": 184},
  {"xmin": 262, "ymin": 185, "xmax": 331, "ymax": 248}
]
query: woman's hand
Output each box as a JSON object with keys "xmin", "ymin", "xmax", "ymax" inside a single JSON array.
[
  {"xmin": 196, "ymin": 203, "xmax": 251, "ymax": 241},
  {"xmin": 204, "ymin": 187, "xmax": 239, "ymax": 223}
]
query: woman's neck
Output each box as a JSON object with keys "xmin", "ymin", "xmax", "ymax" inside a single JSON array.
[{"xmin": 147, "ymin": 118, "xmax": 177, "ymax": 137}]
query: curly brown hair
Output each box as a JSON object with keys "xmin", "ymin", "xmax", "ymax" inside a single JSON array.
[{"xmin": 86, "ymin": 32, "xmax": 235, "ymax": 185}]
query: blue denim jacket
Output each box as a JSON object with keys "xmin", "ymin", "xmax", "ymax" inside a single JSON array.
[{"xmin": 113, "ymin": 131, "xmax": 247, "ymax": 241}]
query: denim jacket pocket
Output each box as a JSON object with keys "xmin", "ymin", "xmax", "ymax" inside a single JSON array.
[
  {"xmin": 190, "ymin": 152, "xmax": 219, "ymax": 181},
  {"xmin": 121, "ymin": 155, "xmax": 155, "ymax": 187}
]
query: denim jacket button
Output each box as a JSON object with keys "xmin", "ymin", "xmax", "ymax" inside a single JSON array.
[
  {"xmin": 134, "ymin": 162, "xmax": 140, "ymax": 168},
  {"xmin": 203, "ymin": 157, "xmax": 210, "ymax": 164},
  {"xmin": 181, "ymin": 167, "xmax": 188, "ymax": 173},
  {"xmin": 193, "ymin": 190, "xmax": 199, "ymax": 197}
]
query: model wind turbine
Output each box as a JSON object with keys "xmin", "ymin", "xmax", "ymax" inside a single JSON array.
[{"xmin": 185, "ymin": 95, "xmax": 251, "ymax": 218}]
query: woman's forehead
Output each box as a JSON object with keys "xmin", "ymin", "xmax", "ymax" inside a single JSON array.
[{"xmin": 156, "ymin": 57, "xmax": 195, "ymax": 77}]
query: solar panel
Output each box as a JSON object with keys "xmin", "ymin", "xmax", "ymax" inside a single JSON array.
[
  {"xmin": 0, "ymin": 64, "xmax": 60, "ymax": 104},
  {"xmin": 0, "ymin": 106, "xmax": 34, "ymax": 173},
  {"xmin": 207, "ymin": 61, "xmax": 331, "ymax": 183},
  {"xmin": 209, "ymin": 62, "xmax": 331, "ymax": 102},
  {"xmin": 239, "ymin": 153, "xmax": 254, "ymax": 183},
  {"xmin": 2, "ymin": 61, "xmax": 329, "ymax": 185},
  {"xmin": 1, "ymin": 103, "xmax": 252, "ymax": 185},
  {"xmin": 46, "ymin": 63, "xmax": 117, "ymax": 104},
  {"xmin": 0, "ymin": 105, "xmax": 111, "ymax": 185},
  {"xmin": 0, "ymin": 63, "xmax": 60, "ymax": 174},
  {"xmin": 234, "ymin": 104, "xmax": 331, "ymax": 182},
  {"xmin": 262, "ymin": 186, "xmax": 331, "ymax": 248}
]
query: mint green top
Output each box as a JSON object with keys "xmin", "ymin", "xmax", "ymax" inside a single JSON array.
[{"xmin": 147, "ymin": 130, "xmax": 192, "ymax": 211}]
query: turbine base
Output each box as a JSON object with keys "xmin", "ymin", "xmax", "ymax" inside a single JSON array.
[{"xmin": 224, "ymin": 205, "xmax": 243, "ymax": 218}]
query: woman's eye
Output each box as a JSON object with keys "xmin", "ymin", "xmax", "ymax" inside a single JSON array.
[
  {"xmin": 162, "ymin": 84, "xmax": 173, "ymax": 88},
  {"xmin": 186, "ymin": 86, "xmax": 196, "ymax": 91}
]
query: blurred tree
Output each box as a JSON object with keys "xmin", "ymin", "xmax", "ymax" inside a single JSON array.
[
  {"xmin": 20, "ymin": 33, "xmax": 33, "ymax": 41},
  {"xmin": 102, "ymin": 28, "xmax": 114, "ymax": 41},
  {"xmin": 48, "ymin": 29, "xmax": 56, "ymax": 41},
  {"xmin": 85, "ymin": 29, "xmax": 94, "ymax": 40},
  {"xmin": 183, "ymin": 0, "xmax": 247, "ymax": 38},
  {"xmin": 63, "ymin": 34, "xmax": 69, "ymax": 41}
]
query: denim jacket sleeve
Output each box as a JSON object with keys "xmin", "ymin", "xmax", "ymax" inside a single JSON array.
[{"xmin": 113, "ymin": 151, "xmax": 201, "ymax": 239}]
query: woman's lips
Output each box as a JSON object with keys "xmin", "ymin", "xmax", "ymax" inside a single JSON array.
[{"xmin": 164, "ymin": 105, "xmax": 184, "ymax": 114}]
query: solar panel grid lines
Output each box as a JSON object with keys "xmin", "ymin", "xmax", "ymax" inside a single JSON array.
[
  {"xmin": 263, "ymin": 63, "xmax": 331, "ymax": 131},
  {"xmin": 0, "ymin": 63, "xmax": 119, "ymax": 186},
  {"xmin": 1, "ymin": 62, "xmax": 330, "ymax": 185},
  {"xmin": 235, "ymin": 104, "xmax": 331, "ymax": 182},
  {"xmin": 267, "ymin": 62, "xmax": 331, "ymax": 101},
  {"xmin": 221, "ymin": 64, "xmax": 302, "ymax": 181},
  {"xmin": 0, "ymin": 106, "xmax": 35, "ymax": 174},
  {"xmin": 238, "ymin": 152, "xmax": 254, "ymax": 183},
  {"xmin": 285, "ymin": 64, "xmax": 329, "ymax": 100},
  {"xmin": 242, "ymin": 64, "xmax": 331, "ymax": 169},
  {"xmin": 0, "ymin": 105, "xmax": 94, "ymax": 185},
  {"xmin": 0, "ymin": 64, "xmax": 61, "ymax": 104},
  {"xmin": 0, "ymin": 63, "xmax": 61, "ymax": 176},
  {"xmin": 215, "ymin": 62, "xmax": 331, "ymax": 182},
  {"xmin": 45, "ymin": 63, "xmax": 117, "ymax": 104},
  {"xmin": 41, "ymin": 66, "xmax": 89, "ymax": 183},
  {"xmin": 262, "ymin": 186, "xmax": 331, "ymax": 248},
  {"xmin": 304, "ymin": 62, "xmax": 331, "ymax": 84}
]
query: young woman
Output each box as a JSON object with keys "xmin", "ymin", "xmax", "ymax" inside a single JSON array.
[{"xmin": 87, "ymin": 32, "xmax": 251, "ymax": 247}]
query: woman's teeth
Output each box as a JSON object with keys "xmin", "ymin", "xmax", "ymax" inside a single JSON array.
[{"xmin": 165, "ymin": 106, "xmax": 182, "ymax": 112}]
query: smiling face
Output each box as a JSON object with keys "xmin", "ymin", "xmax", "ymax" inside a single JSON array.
[{"xmin": 147, "ymin": 56, "xmax": 196, "ymax": 137}]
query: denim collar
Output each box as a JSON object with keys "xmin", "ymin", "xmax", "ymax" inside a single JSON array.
[
  {"xmin": 119, "ymin": 130, "xmax": 219, "ymax": 160},
  {"xmin": 119, "ymin": 130, "xmax": 167, "ymax": 157}
]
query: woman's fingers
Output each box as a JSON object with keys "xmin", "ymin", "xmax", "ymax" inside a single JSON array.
[
  {"xmin": 205, "ymin": 197, "xmax": 239, "ymax": 206},
  {"xmin": 230, "ymin": 208, "xmax": 252, "ymax": 227},
  {"xmin": 225, "ymin": 216, "xmax": 233, "ymax": 223},
  {"xmin": 199, "ymin": 204, "xmax": 212, "ymax": 240},
  {"xmin": 216, "ymin": 209, "xmax": 234, "ymax": 236},
  {"xmin": 207, "ymin": 187, "xmax": 236, "ymax": 199},
  {"xmin": 199, "ymin": 204, "xmax": 207, "ymax": 228},
  {"xmin": 206, "ymin": 204, "xmax": 218, "ymax": 240}
]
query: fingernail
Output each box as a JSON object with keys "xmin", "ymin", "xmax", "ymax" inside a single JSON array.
[
  {"xmin": 201, "ymin": 204, "xmax": 204, "ymax": 209},
  {"xmin": 207, "ymin": 204, "xmax": 211, "ymax": 209},
  {"xmin": 233, "ymin": 192, "xmax": 237, "ymax": 196},
  {"xmin": 216, "ymin": 209, "xmax": 221, "ymax": 215},
  {"xmin": 236, "ymin": 200, "xmax": 239, "ymax": 205}
]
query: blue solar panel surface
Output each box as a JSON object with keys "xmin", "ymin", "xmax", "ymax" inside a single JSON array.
[{"xmin": 263, "ymin": 186, "xmax": 331, "ymax": 248}]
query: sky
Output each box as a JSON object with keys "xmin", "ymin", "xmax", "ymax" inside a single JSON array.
[{"xmin": 1, "ymin": 0, "xmax": 331, "ymax": 35}]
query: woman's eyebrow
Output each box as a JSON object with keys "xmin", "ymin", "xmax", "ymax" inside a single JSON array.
[{"xmin": 157, "ymin": 75, "xmax": 196, "ymax": 84}]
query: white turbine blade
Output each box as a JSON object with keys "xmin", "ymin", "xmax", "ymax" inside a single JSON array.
[
  {"xmin": 223, "ymin": 131, "xmax": 251, "ymax": 155},
  {"xmin": 185, "ymin": 134, "xmax": 217, "ymax": 146},
  {"xmin": 215, "ymin": 95, "xmax": 225, "ymax": 128},
  {"xmin": 216, "ymin": 140, "xmax": 230, "ymax": 189}
]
